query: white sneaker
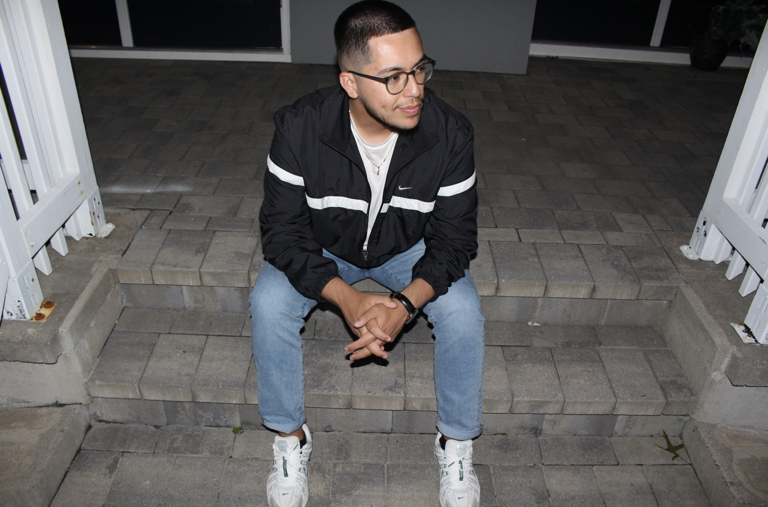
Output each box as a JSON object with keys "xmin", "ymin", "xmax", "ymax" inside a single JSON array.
[
  {"xmin": 267, "ymin": 424, "xmax": 312, "ymax": 507},
  {"xmin": 434, "ymin": 433, "xmax": 480, "ymax": 507}
]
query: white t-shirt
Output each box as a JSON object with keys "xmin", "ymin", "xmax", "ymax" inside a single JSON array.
[{"xmin": 350, "ymin": 116, "xmax": 399, "ymax": 252}]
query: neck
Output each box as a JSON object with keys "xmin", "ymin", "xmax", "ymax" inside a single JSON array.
[{"xmin": 349, "ymin": 100, "xmax": 394, "ymax": 144}]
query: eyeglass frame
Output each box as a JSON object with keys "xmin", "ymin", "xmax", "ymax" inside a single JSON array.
[{"xmin": 346, "ymin": 57, "xmax": 436, "ymax": 95}]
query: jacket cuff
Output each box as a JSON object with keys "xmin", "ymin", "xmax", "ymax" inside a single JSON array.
[
  {"xmin": 416, "ymin": 272, "xmax": 448, "ymax": 303},
  {"xmin": 309, "ymin": 267, "xmax": 341, "ymax": 303}
]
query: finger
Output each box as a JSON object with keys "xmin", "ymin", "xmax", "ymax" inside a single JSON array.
[
  {"xmin": 345, "ymin": 331, "xmax": 377, "ymax": 352},
  {"xmin": 366, "ymin": 294, "xmax": 398, "ymax": 306},
  {"xmin": 350, "ymin": 338, "xmax": 386, "ymax": 360},
  {"xmin": 369, "ymin": 339, "xmax": 388, "ymax": 359},
  {"xmin": 353, "ymin": 313, "xmax": 392, "ymax": 342},
  {"xmin": 350, "ymin": 321, "xmax": 375, "ymax": 339},
  {"xmin": 361, "ymin": 318, "xmax": 392, "ymax": 342},
  {"xmin": 349, "ymin": 347, "xmax": 371, "ymax": 360},
  {"xmin": 351, "ymin": 340, "xmax": 387, "ymax": 361},
  {"xmin": 353, "ymin": 306, "xmax": 380, "ymax": 328}
]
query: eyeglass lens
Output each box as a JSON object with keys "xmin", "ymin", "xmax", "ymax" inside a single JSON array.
[{"xmin": 386, "ymin": 61, "xmax": 434, "ymax": 94}]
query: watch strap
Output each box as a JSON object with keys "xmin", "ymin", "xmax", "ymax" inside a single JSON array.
[{"xmin": 390, "ymin": 291, "xmax": 417, "ymax": 320}]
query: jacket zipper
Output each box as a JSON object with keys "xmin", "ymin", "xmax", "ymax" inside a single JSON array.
[{"xmin": 361, "ymin": 201, "xmax": 381, "ymax": 268}]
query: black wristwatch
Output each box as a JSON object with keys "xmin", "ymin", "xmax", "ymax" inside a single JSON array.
[{"xmin": 390, "ymin": 291, "xmax": 418, "ymax": 321}]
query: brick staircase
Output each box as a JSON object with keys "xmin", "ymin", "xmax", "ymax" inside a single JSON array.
[{"xmin": 84, "ymin": 228, "xmax": 698, "ymax": 440}]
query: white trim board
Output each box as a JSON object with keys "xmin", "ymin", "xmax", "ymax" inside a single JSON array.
[
  {"xmin": 530, "ymin": 42, "xmax": 753, "ymax": 69},
  {"xmin": 650, "ymin": 0, "xmax": 673, "ymax": 47},
  {"xmin": 280, "ymin": 0, "xmax": 291, "ymax": 62},
  {"xmin": 114, "ymin": 0, "xmax": 133, "ymax": 47},
  {"xmin": 69, "ymin": 48, "xmax": 291, "ymax": 63},
  {"xmin": 73, "ymin": 43, "xmax": 749, "ymax": 68}
]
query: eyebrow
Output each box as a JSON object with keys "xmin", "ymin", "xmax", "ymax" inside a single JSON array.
[{"xmin": 377, "ymin": 55, "xmax": 427, "ymax": 76}]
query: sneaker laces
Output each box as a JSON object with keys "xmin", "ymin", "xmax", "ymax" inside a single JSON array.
[
  {"xmin": 270, "ymin": 438, "xmax": 309, "ymax": 507},
  {"xmin": 442, "ymin": 442, "xmax": 473, "ymax": 492},
  {"xmin": 272, "ymin": 438, "xmax": 306, "ymax": 485},
  {"xmin": 437, "ymin": 437, "xmax": 479, "ymax": 507}
]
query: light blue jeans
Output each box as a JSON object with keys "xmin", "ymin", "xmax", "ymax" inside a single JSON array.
[{"xmin": 250, "ymin": 240, "xmax": 485, "ymax": 441}]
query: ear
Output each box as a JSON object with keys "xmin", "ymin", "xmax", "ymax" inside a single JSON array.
[{"xmin": 339, "ymin": 72, "xmax": 359, "ymax": 99}]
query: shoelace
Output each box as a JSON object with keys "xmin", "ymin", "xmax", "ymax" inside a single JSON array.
[
  {"xmin": 274, "ymin": 442, "xmax": 302, "ymax": 481},
  {"xmin": 445, "ymin": 459, "xmax": 466, "ymax": 483},
  {"xmin": 442, "ymin": 444, "xmax": 474, "ymax": 491}
]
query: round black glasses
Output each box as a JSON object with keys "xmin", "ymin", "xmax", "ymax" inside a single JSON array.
[{"xmin": 347, "ymin": 58, "xmax": 435, "ymax": 95}]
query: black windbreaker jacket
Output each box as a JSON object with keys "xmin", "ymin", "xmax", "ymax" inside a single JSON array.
[{"xmin": 259, "ymin": 85, "xmax": 478, "ymax": 302}]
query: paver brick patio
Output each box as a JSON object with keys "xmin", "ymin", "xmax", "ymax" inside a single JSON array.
[
  {"xmin": 53, "ymin": 423, "xmax": 710, "ymax": 506},
  {"xmin": 51, "ymin": 54, "xmax": 751, "ymax": 505}
]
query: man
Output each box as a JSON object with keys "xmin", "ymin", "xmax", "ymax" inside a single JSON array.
[{"xmin": 250, "ymin": 1, "xmax": 484, "ymax": 506}]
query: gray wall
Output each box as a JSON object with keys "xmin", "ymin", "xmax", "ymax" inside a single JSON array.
[{"xmin": 290, "ymin": 0, "xmax": 537, "ymax": 75}]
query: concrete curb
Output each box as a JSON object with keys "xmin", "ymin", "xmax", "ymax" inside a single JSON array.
[
  {"xmin": 0, "ymin": 260, "xmax": 121, "ymax": 408},
  {"xmin": 0, "ymin": 405, "xmax": 89, "ymax": 507},
  {"xmin": 683, "ymin": 420, "xmax": 768, "ymax": 507}
]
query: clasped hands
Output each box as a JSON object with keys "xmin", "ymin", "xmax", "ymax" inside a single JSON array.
[
  {"xmin": 341, "ymin": 292, "xmax": 409, "ymax": 361},
  {"xmin": 321, "ymin": 277, "xmax": 431, "ymax": 361}
]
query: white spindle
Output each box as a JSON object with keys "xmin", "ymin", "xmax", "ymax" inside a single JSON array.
[
  {"xmin": 685, "ymin": 29, "xmax": 768, "ymax": 343},
  {"xmin": 0, "ymin": 0, "xmax": 110, "ymax": 320}
]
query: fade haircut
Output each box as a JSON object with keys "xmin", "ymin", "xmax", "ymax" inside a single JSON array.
[{"xmin": 334, "ymin": 0, "xmax": 418, "ymax": 71}]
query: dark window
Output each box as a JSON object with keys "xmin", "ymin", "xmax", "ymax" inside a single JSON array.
[
  {"xmin": 58, "ymin": 0, "xmax": 122, "ymax": 47},
  {"xmin": 128, "ymin": 0, "xmax": 282, "ymax": 50},
  {"xmin": 661, "ymin": 0, "xmax": 768, "ymax": 48},
  {"xmin": 533, "ymin": 0, "xmax": 662, "ymax": 46}
]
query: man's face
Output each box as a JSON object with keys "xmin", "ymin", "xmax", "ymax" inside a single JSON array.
[{"xmin": 353, "ymin": 28, "xmax": 425, "ymax": 132}]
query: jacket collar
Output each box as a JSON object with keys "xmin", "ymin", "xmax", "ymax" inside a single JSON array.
[{"xmin": 319, "ymin": 86, "xmax": 439, "ymax": 172}]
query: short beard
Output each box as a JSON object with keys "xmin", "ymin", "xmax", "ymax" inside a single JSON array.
[{"xmin": 359, "ymin": 94, "xmax": 421, "ymax": 134}]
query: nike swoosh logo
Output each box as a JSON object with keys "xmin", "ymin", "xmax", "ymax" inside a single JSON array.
[{"xmin": 398, "ymin": 185, "xmax": 412, "ymax": 190}]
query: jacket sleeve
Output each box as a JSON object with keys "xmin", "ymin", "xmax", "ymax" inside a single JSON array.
[
  {"xmin": 259, "ymin": 119, "xmax": 339, "ymax": 301},
  {"xmin": 412, "ymin": 129, "xmax": 478, "ymax": 300}
]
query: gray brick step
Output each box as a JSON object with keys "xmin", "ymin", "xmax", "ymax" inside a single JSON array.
[
  {"xmin": 53, "ymin": 422, "xmax": 711, "ymax": 507},
  {"xmin": 116, "ymin": 226, "xmax": 685, "ymax": 304},
  {"xmin": 118, "ymin": 278, "xmax": 673, "ymax": 330},
  {"xmin": 87, "ymin": 307, "xmax": 697, "ymax": 437}
]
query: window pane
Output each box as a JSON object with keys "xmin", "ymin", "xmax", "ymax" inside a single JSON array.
[
  {"xmin": 58, "ymin": 0, "xmax": 122, "ymax": 47},
  {"xmin": 533, "ymin": 0, "xmax": 661, "ymax": 46},
  {"xmin": 128, "ymin": 0, "xmax": 282, "ymax": 50}
]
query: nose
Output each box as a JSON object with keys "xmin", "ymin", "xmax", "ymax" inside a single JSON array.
[{"xmin": 403, "ymin": 72, "xmax": 421, "ymax": 97}]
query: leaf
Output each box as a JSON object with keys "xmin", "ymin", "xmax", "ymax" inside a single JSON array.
[
  {"xmin": 655, "ymin": 431, "xmax": 689, "ymax": 463},
  {"xmin": 232, "ymin": 427, "xmax": 244, "ymax": 435}
]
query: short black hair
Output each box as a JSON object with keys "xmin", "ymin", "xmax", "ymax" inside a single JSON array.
[{"xmin": 334, "ymin": 0, "xmax": 418, "ymax": 71}]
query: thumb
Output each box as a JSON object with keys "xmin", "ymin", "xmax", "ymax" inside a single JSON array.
[{"xmin": 383, "ymin": 299, "xmax": 398, "ymax": 308}]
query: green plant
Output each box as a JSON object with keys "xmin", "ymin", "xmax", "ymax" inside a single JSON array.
[{"xmin": 711, "ymin": 0, "xmax": 768, "ymax": 51}]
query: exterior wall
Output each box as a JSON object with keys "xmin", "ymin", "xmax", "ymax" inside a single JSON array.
[{"xmin": 290, "ymin": 0, "xmax": 537, "ymax": 74}]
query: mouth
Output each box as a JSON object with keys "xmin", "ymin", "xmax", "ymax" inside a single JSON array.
[{"xmin": 398, "ymin": 103, "xmax": 422, "ymax": 115}]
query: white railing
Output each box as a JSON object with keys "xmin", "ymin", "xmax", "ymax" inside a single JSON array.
[
  {"xmin": 681, "ymin": 30, "xmax": 768, "ymax": 344},
  {"xmin": 0, "ymin": 0, "xmax": 110, "ymax": 320}
]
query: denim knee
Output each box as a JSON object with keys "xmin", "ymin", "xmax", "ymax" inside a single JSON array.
[
  {"xmin": 425, "ymin": 272, "xmax": 484, "ymax": 334},
  {"xmin": 249, "ymin": 263, "xmax": 315, "ymax": 335}
]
